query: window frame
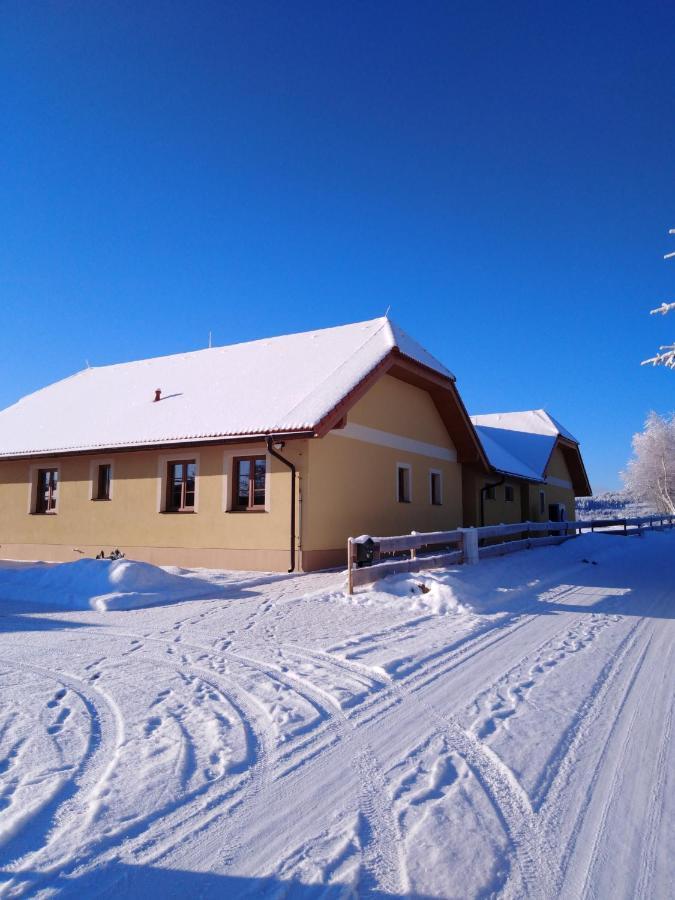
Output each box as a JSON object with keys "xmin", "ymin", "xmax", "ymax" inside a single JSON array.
[
  {"xmin": 485, "ymin": 484, "xmax": 496, "ymax": 501},
  {"xmin": 35, "ymin": 468, "xmax": 59, "ymax": 515},
  {"xmin": 231, "ymin": 455, "xmax": 267, "ymax": 512},
  {"xmin": 89, "ymin": 458, "xmax": 114, "ymax": 501},
  {"xmin": 429, "ymin": 469, "xmax": 443, "ymax": 506},
  {"xmin": 165, "ymin": 459, "xmax": 197, "ymax": 513},
  {"xmin": 504, "ymin": 484, "xmax": 514, "ymax": 502},
  {"xmin": 539, "ymin": 489, "xmax": 546, "ymax": 516},
  {"xmin": 396, "ymin": 463, "xmax": 412, "ymax": 504}
]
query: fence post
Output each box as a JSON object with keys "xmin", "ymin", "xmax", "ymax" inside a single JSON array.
[
  {"xmin": 347, "ymin": 538, "xmax": 354, "ymax": 595},
  {"xmin": 410, "ymin": 531, "xmax": 417, "ymax": 561},
  {"xmin": 461, "ymin": 528, "xmax": 479, "ymax": 565}
]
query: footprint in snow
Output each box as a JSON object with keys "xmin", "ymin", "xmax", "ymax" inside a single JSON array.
[
  {"xmin": 47, "ymin": 688, "xmax": 67, "ymax": 709},
  {"xmin": 47, "ymin": 707, "xmax": 71, "ymax": 735}
]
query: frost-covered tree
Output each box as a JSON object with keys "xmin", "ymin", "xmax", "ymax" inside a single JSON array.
[
  {"xmin": 622, "ymin": 412, "xmax": 675, "ymax": 514},
  {"xmin": 642, "ymin": 229, "xmax": 675, "ymax": 369}
]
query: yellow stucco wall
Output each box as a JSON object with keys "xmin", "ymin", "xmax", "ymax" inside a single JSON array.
[
  {"xmin": 0, "ymin": 441, "xmax": 307, "ymax": 569},
  {"xmin": 541, "ymin": 446, "xmax": 576, "ymax": 520},
  {"xmin": 301, "ymin": 375, "xmax": 463, "ymax": 566},
  {"xmin": 348, "ymin": 374, "xmax": 451, "ymax": 445},
  {"xmin": 480, "ymin": 479, "xmax": 524, "ymax": 526},
  {"xmin": 463, "ymin": 444, "xmax": 577, "ymax": 526}
]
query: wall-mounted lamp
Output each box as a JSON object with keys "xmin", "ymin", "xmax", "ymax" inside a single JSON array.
[{"xmin": 272, "ymin": 440, "xmax": 285, "ymax": 451}]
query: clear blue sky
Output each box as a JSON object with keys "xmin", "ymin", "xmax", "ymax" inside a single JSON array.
[{"xmin": 2, "ymin": 1, "xmax": 674, "ymax": 491}]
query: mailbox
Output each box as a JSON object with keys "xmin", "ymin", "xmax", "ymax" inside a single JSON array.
[{"xmin": 354, "ymin": 537, "xmax": 378, "ymax": 568}]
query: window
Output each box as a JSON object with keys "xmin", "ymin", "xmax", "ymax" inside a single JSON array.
[
  {"xmin": 430, "ymin": 471, "xmax": 442, "ymax": 505},
  {"xmin": 539, "ymin": 490, "xmax": 546, "ymax": 515},
  {"xmin": 36, "ymin": 468, "xmax": 58, "ymax": 514},
  {"xmin": 232, "ymin": 456, "xmax": 266, "ymax": 510},
  {"xmin": 95, "ymin": 464, "xmax": 111, "ymax": 500},
  {"xmin": 505, "ymin": 485, "xmax": 514, "ymax": 502},
  {"xmin": 166, "ymin": 460, "xmax": 196, "ymax": 511},
  {"xmin": 485, "ymin": 484, "xmax": 496, "ymax": 501},
  {"xmin": 397, "ymin": 464, "xmax": 411, "ymax": 503}
]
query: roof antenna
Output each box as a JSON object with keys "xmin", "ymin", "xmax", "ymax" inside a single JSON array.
[
  {"xmin": 208, "ymin": 330, "xmax": 212, "ymax": 348},
  {"xmin": 384, "ymin": 305, "xmax": 391, "ymax": 319}
]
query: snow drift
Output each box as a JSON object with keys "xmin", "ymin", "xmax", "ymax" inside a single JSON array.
[{"xmin": 0, "ymin": 558, "xmax": 221, "ymax": 611}]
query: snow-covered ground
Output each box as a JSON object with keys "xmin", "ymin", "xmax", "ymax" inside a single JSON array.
[{"xmin": 0, "ymin": 531, "xmax": 673, "ymax": 898}]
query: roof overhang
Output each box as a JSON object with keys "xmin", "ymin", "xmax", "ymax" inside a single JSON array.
[
  {"xmin": 0, "ymin": 430, "xmax": 316, "ymax": 462},
  {"xmin": 314, "ymin": 348, "xmax": 490, "ymax": 468},
  {"xmin": 554, "ymin": 436, "xmax": 592, "ymax": 496}
]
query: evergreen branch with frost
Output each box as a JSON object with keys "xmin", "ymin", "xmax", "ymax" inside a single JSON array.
[
  {"xmin": 641, "ymin": 346, "xmax": 675, "ymax": 368},
  {"xmin": 643, "ymin": 230, "xmax": 675, "ymax": 367},
  {"xmin": 650, "ymin": 302, "xmax": 675, "ymax": 315}
]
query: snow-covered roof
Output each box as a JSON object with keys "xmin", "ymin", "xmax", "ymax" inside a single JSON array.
[
  {"xmin": 470, "ymin": 409, "xmax": 579, "ymax": 482},
  {"xmin": 472, "ymin": 410, "xmax": 577, "ymax": 443},
  {"xmin": 0, "ymin": 317, "xmax": 453, "ymax": 458}
]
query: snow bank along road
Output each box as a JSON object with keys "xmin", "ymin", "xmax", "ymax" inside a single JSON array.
[{"xmin": 0, "ymin": 532, "xmax": 673, "ymax": 898}]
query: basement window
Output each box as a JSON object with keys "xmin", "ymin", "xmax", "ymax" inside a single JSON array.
[
  {"xmin": 505, "ymin": 485, "xmax": 514, "ymax": 502},
  {"xmin": 430, "ymin": 470, "xmax": 443, "ymax": 506},
  {"xmin": 397, "ymin": 464, "xmax": 411, "ymax": 503},
  {"xmin": 35, "ymin": 468, "xmax": 58, "ymax": 514},
  {"xmin": 232, "ymin": 456, "xmax": 266, "ymax": 510},
  {"xmin": 166, "ymin": 460, "xmax": 197, "ymax": 512}
]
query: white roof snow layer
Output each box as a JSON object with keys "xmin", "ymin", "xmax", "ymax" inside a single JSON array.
[
  {"xmin": 471, "ymin": 410, "xmax": 578, "ymax": 481},
  {"xmin": 0, "ymin": 317, "xmax": 453, "ymax": 457}
]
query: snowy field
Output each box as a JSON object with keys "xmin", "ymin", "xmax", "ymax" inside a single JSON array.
[{"xmin": 0, "ymin": 532, "xmax": 673, "ymax": 899}]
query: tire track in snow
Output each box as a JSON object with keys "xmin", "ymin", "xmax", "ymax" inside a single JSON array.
[
  {"xmin": 291, "ymin": 640, "xmax": 543, "ymax": 895},
  {"xmin": 353, "ymin": 748, "xmax": 408, "ymax": 896},
  {"xmin": 5, "ymin": 653, "xmax": 271, "ymax": 898},
  {"xmin": 531, "ymin": 610, "xmax": 659, "ymax": 898},
  {"xmin": 162, "ymin": 651, "xmax": 410, "ymax": 893},
  {"xmin": 317, "ymin": 602, "xmax": 645, "ymax": 898},
  {"xmin": 0, "ymin": 659, "xmax": 122, "ymax": 892},
  {"xmin": 634, "ymin": 679, "xmax": 673, "ymax": 900},
  {"xmin": 28, "ymin": 632, "xmax": 385, "ymax": 889},
  {"xmin": 555, "ymin": 631, "xmax": 653, "ymax": 900},
  {"xmin": 106, "ymin": 639, "xmax": 411, "ymax": 893}
]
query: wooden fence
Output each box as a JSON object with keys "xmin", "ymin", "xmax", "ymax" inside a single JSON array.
[{"xmin": 346, "ymin": 514, "xmax": 675, "ymax": 593}]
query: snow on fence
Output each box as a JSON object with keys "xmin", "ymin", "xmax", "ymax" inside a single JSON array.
[{"xmin": 346, "ymin": 514, "xmax": 675, "ymax": 593}]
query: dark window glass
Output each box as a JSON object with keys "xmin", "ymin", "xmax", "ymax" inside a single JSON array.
[
  {"xmin": 233, "ymin": 456, "xmax": 266, "ymax": 510},
  {"xmin": 96, "ymin": 464, "xmax": 111, "ymax": 500},
  {"xmin": 397, "ymin": 466, "xmax": 410, "ymax": 503},
  {"xmin": 166, "ymin": 460, "xmax": 196, "ymax": 511},
  {"xmin": 236, "ymin": 459, "xmax": 250, "ymax": 507},
  {"xmin": 36, "ymin": 469, "xmax": 58, "ymax": 513},
  {"xmin": 505, "ymin": 485, "xmax": 514, "ymax": 502},
  {"xmin": 486, "ymin": 485, "xmax": 496, "ymax": 501},
  {"xmin": 185, "ymin": 462, "xmax": 196, "ymax": 508},
  {"xmin": 253, "ymin": 458, "xmax": 266, "ymax": 506},
  {"xmin": 430, "ymin": 472, "xmax": 442, "ymax": 505},
  {"xmin": 539, "ymin": 491, "xmax": 546, "ymax": 515}
]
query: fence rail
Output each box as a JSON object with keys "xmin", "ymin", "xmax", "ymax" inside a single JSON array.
[{"xmin": 346, "ymin": 514, "xmax": 675, "ymax": 593}]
